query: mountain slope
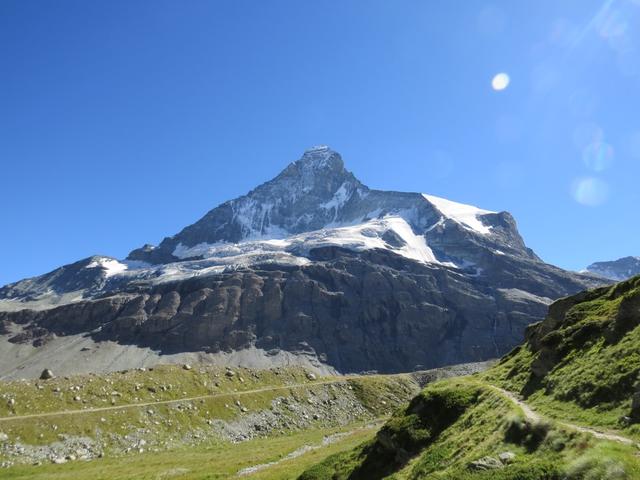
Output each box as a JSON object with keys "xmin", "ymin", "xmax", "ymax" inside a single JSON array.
[
  {"xmin": 0, "ymin": 147, "xmax": 602, "ymax": 378},
  {"xmin": 300, "ymin": 277, "xmax": 640, "ymax": 479}
]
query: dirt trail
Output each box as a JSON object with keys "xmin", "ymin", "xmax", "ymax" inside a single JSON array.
[
  {"xmin": 235, "ymin": 423, "xmax": 382, "ymax": 477},
  {"xmin": 0, "ymin": 379, "xmax": 350, "ymax": 423},
  {"xmin": 493, "ymin": 386, "xmax": 639, "ymax": 447}
]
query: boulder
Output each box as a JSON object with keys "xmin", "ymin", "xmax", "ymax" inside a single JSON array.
[
  {"xmin": 469, "ymin": 456, "xmax": 504, "ymax": 471},
  {"xmin": 498, "ymin": 451, "xmax": 516, "ymax": 464},
  {"xmin": 39, "ymin": 369, "xmax": 54, "ymax": 380}
]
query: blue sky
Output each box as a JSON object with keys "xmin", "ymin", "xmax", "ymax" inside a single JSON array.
[{"xmin": 1, "ymin": 0, "xmax": 639, "ymax": 285}]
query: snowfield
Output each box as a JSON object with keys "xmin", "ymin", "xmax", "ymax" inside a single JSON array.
[
  {"xmin": 173, "ymin": 215, "xmax": 444, "ymax": 267},
  {"xmin": 422, "ymin": 194, "xmax": 494, "ymax": 235},
  {"xmin": 85, "ymin": 257, "xmax": 129, "ymax": 277}
]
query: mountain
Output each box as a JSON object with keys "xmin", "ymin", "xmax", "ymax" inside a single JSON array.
[
  {"xmin": 585, "ymin": 256, "xmax": 640, "ymax": 281},
  {"xmin": 126, "ymin": 145, "xmax": 536, "ymax": 266},
  {"xmin": 0, "ymin": 147, "xmax": 603, "ymax": 379},
  {"xmin": 300, "ymin": 276, "xmax": 640, "ymax": 479}
]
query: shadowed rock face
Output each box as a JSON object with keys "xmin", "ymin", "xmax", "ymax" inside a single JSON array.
[{"xmin": 1, "ymin": 247, "xmax": 598, "ymax": 374}]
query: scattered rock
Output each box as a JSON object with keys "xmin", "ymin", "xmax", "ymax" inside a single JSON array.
[
  {"xmin": 39, "ymin": 369, "xmax": 54, "ymax": 380},
  {"xmin": 469, "ymin": 456, "xmax": 504, "ymax": 471},
  {"xmin": 498, "ymin": 451, "xmax": 516, "ymax": 464},
  {"xmin": 0, "ymin": 433, "xmax": 8, "ymax": 442}
]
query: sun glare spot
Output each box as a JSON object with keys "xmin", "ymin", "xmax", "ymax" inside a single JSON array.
[
  {"xmin": 572, "ymin": 177, "xmax": 609, "ymax": 206},
  {"xmin": 491, "ymin": 73, "xmax": 510, "ymax": 91}
]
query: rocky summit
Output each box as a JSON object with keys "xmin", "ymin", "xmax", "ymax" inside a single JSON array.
[{"xmin": 0, "ymin": 147, "xmax": 603, "ymax": 379}]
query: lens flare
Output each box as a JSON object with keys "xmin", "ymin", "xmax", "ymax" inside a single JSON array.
[
  {"xmin": 491, "ymin": 73, "xmax": 510, "ymax": 91},
  {"xmin": 582, "ymin": 141, "xmax": 614, "ymax": 172},
  {"xmin": 572, "ymin": 177, "xmax": 609, "ymax": 206}
]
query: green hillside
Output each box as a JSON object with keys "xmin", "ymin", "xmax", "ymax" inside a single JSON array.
[
  {"xmin": 300, "ymin": 276, "xmax": 640, "ymax": 479},
  {"xmin": 0, "ymin": 365, "xmax": 420, "ymax": 477},
  {"xmin": 485, "ymin": 275, "xmax": 640, "ymax": 436}
]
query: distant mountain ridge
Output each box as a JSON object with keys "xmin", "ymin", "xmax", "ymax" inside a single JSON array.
[
  {"xmin": 0, "ymin": 147, "xmax": 603, "ymax": 378},
  {"xmin": 585, "ymin": 256, "xmax": 640, "ymax": 281}
]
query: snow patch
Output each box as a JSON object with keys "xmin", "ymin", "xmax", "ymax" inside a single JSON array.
[
  {"xmin": 230, "ymin": 199, "xmax": 291, "ymax": 241},
  {"xmin": 422, "ymin": 194, "xmax": 494, "ymax": 235},
  {"xmin": 85, "ymin": 258, "xmax": 128, "ymax": 277},
  {"xmin": 320, "ymin": 182, "xmax": 351, "ymax": 211}
]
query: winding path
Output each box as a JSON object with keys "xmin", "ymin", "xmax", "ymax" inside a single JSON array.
[
  {"xmin": 0, "ymin": 378, "xmax": 351, "ymax": 423},
  {"xmin": 492, "ymin": 385, "xmax": 639, "ymax": 447},
  {"xmin": 2, "ymin": 375, "xmax": 637, "ymax": 449}
]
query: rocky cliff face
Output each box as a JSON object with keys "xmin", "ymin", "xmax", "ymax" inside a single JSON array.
[
  {"xmin": 0, "ymin": 147, "xmax": 603, "ymax": 376},
  {"xmin": 0, "ymin": 247, "xmax": 593, "ymax": 374}
]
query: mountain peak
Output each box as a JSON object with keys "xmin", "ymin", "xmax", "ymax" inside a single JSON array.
[
  {"xmin": 121, "ymin": 147, "xmax": 539, "ymax": 265},
  {"xmin": 294, "ymin": 145, "xmax": 344, "ymax": 172}
]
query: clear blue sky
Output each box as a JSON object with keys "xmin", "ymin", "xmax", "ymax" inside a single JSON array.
[{"xmin": 2, "ymin": 0, "xmax": 639, "ymax": 286}]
